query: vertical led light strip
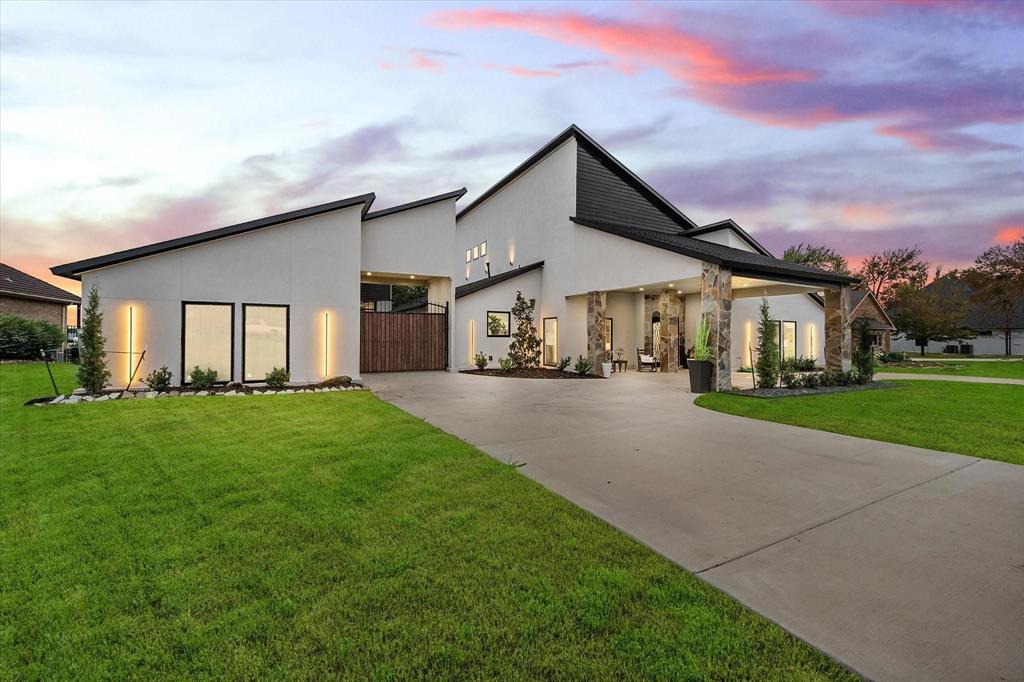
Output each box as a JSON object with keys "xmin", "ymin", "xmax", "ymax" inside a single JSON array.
[
  {"xmin": 128, "ymin": 305, "xmax": 134, "ymax": 383},
  {"xmin": 323, "ymin": 312, "xmax": 329, "ymax": 378}
]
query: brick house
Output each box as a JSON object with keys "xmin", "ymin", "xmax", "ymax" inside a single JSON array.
[
  {"xmin": 847, "ymin": 289, "xmax": 895, "ymax": 352},
  {"xmin": 0, "ymin": 262, "xmax": 80, "ymax": 332}
]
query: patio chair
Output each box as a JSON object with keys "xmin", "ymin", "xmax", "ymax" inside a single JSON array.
[{"xmin": 637, "ymin": 348, "xmax": 660, "ymax": 372}]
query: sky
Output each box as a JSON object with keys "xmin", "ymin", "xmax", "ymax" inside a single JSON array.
[{"xmin": 1, "ymin": 0, "xmax": 1022, "ymax": 296}]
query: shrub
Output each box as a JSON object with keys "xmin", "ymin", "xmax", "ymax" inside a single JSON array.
[
  {"xmin": 322, "ymin": 375, "xmax": 352, "ymax": 388},
  {"xmin": 851, "ymin": 318, "xmax": 876, "ymax": 381},
  {"xmin": 692, "ymin": 313, "xmax": 714, "ymax": 362},
  {"xmin": 507, "ymin": 291, "xmax": 541, "ymax": 369},
  {"xmin": 800, "ymin": 372, "xmax": 821, "ymax": 389},
  {"xmin": 573, "ymin": 354, "xmax": 592, "ymax": 375},
  {"xmin": 820, "ymin": 369, "xmax": 841, "ymax": 387},
  {"xmin": 265, "ymin": 366, "xmax": 290, "ymax": 389},
  {"xmin": 77, "ymin": 284, "xmax": 111, "ymax": 393},
  {"xmin": 556, "ymin": 355, "xmax": 572, "ymax": 371},
  {"xmin": 473, "ymin": 352, "xmax": 488, "ymax": 370},
  {"xmin": 782, "ymin": 355, "xmax": 817, "ymax": 372},
  {"xmin": 498, "ymin": 356, "xmax": 514, "ymax": 374},
  {"xmin": 189, "ymin": 366, "xmax": 218, "ymax": 390},
  {"xmin": 755, "ymin": 298, "xmax": 780, "ymax": 388},
  {"xmin": 878, "ymin": 351, "xmax": 906, "ymax": 364},
  {"xmin": 781, "ymin": 368, "xmax": 799, "ymax": 389},
  {"xmin": 0, "ymin": 314, "xmax": 64, "ymax": 360},
  {"xmin": 144, "ymin": 366, "xmax": 173, "ymax": 391}
]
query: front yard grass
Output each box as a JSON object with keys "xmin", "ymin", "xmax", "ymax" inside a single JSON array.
[
  {"xmin": 697, "ymin": 380, "xmax": 1024, "ymax": 466},
  {"xmin": 0, "ymin": 362, "xmax": 852, "ymax": 680},
  {"xmin": 878, "ymin": 359, "xmax": 1024, "ymax": 380}
]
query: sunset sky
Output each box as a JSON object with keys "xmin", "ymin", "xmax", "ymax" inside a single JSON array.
[{"xmin": 1, "ymin": 0, "xmax": 1022, "ymax": 295}]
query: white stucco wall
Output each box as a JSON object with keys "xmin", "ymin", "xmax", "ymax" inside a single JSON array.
[
  {"xmin": 80, "ymin": 204, "xmax": 364, "ymax": 387},
  {"xmin": 362, "ymin": 198, "xmax": 458, "ymax": 278},
  {"xmin": 452, "ymin": 268, "xmax": 543, "ymax": 369}
]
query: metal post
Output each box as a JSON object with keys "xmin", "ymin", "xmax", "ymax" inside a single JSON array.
[
  {"xmin": 125, "ymin": 347, "xmax": 147, "ymax": 392},
  {"xmin": 40, "ymin": 349, "xmax": 59, "ymax": 396}
]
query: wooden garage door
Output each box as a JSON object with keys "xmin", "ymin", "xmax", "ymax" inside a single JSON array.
[{"xmin": 360, "ymin": 306, "xmax": 447, "ymax": 372}]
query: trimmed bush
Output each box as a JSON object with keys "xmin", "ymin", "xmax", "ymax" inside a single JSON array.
[
  {"xmin": 878, "ymin": 351, "xmax": 907, "ymax": 363},
  {"xmin": 781, "ymin": 368, "xmax": 799, "ymax": 389},
  {"xmin": 188, "ymin": 366, "xmax": 218, "ymax": 390},
  {"xmin": 498, "ymin": 356, "xmax": 514, "ymax": 374},
  {"xmin": 800, "ymin": 372, "xmax": 820, "ymax": 389},
  {"xmin": 781, "ymin": 355, "xmax": 817, "ymax": 372},
  {"xmin": 322, "ymin": 375, "xmax": 352, "ymax": 388},
  {"xmin": 0, "ymin": 314, "xmax": 63, "ymax": 360},
  {"xmin": 473, "ymin": 352, "xmax": 488, "ymax": 370},
  {"xmin": 144, "ymin": 366, "xmax": 173, "ymax": 392},
  {"xmin": 573, "ymin": 355, "xmax": 592, "ymax": 375},
  {"xmin": 265, "ymin": 367, "xmax": 290, "ymax": 389},
  {"xmin": 556, "ymin": 355, "xmax": 572, "ymax": 371}
]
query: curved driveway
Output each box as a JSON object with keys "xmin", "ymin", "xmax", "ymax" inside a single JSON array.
[{"xmin": 367, "ymin": 371, "xmax": 1024, "ymax": 682}]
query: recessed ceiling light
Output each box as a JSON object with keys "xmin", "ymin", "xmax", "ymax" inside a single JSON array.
[
  {"xmin": 639, "ymin": 287, "xmax": 644, "ymax": 291},
  {"xmin": 409, "ymin": 275, "xmax": 415, "ymax": 279},
  {"xmin": 669, "ymin": 283, "xmax": 675, "ymax": 287},
  {"xmin": 366, "ymin": 272, "xmax": 373, "ymax": 276}
]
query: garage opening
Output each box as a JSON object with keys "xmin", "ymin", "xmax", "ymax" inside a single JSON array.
[{"xmin": 360, "ymin": 301, "xmax": 448, "ymax": 372}]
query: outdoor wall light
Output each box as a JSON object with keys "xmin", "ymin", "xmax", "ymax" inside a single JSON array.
[
  {"xmin": 127, "ymin": 305, "xmax": 134, "ymax": 383},
  {"xmin": 323, "ymin": 312, "xmax": 329, "ymax": 378}
]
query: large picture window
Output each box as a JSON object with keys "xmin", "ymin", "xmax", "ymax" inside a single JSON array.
[
  {"xmin": 543, "ymin": 317, "xmax": 558, "ymax": 366},
  {"xmin": 182, "ymin": 302, "xmax": 233, "ymax": 383},
  {"xmin": 243, "ymin": 304, "xmax": 289, "ymax": 381},
  {"xmin": 487, "ymin": 311, "xmax": 510, "ymax": 337}
]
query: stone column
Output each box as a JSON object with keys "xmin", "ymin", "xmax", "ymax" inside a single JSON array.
[
  {"xmin": 657, "ymin": 290, "xmax": 681, "ymax": 372},
  {"xmin": 586, "ymin": 291, "xmax": 607, "ymax": 371},
  {"xmin": 700, "ymin": 263, "xmax": 733, "ymax": 392},
  {"xmin": 825, "ymin": 286, "xmax": 852, "ymax": 370}
]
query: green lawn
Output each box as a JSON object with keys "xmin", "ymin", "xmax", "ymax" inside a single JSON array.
[
  {"xmin": 878, "ymin": 360, "xmax": 1024, "ymax": 380},
  {"xmin": 697, "ymin": 381, "xmax": 1024, "ymax": 466},
  {"xmin": 0, "ymin": 363, "xmax": 851, "ymax": 680}
]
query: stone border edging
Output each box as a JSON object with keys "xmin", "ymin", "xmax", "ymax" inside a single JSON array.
[{"xmin": 34, "ymin": 385, "xmax": 368, "ymax": 406}]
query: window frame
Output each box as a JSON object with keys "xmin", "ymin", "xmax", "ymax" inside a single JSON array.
[
  {"xmin": 241, "ymin": 303, "xmax": 290, "ymax": 384},
  {"xmin": 780, "ymin": 320, "xmax": 797, "ymax": 360},
  {"xmin": 180, "ymin": 301, "xmax": 235, "ymax": 385},
  {"xmin": 480, "ymin": 241, "xmax": 487, "ymax": 257},
  {"xmin": 465, "ymin": 249, "xmax": 472, "ymax": 263},
  {"xmin": 486, "ymin": 310, "xmax": 511, "ymax": 338},
  {"xmin": 542, "ymin": 317, "xmax": 558, "ymax": 367},
  {"xmin": 604, "ymin": 317, "xmax": 613, "ymax": 353},
  {"xmin": 472, "ymin": 245, "xmax": 479, "ymax": 260}
]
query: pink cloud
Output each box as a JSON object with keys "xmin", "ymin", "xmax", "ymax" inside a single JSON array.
[
  {"xmin": 410, "ymin": 54, "xmax": 445, "ymax": 72},
  {"xmin": 840, "ymin": 203, "xmax": 891, "ymax": 225},
  {"xmin": 482, "ymin": 63, "xmax": 560, "ymax": 78},
  {"xmin": 994, "ymin": 225, "xmax": 1024, "ymax": 244}
]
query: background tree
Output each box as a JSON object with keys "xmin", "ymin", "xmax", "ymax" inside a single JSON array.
[
  {"xmin": 755, "ymin": 297, "xmax": 780, "ymax": 387},
  {"xmin": 783, "ymin": 243, "xmax": 850, "ymax": 274},
  {"xmin": 959, "ymin": 238, "xmax": 1024, "ymax": 356},
  {"xmin": 854, "ymin": 246, "xmax": 929, "ymax": 305},
  {"xmin": 77, "ymin": 283, "xmax": 111, "ymax": 393},
  {"xmin": 888, "ymin": 278, "xmax": 972, "ymax": 356},
  {"xmin": 391, "ymin": 284, "xmax": 427, "ymax": 307},
  {"xmin": 507, "ymin": 290, "xmax": 541, "ymax": 368}
]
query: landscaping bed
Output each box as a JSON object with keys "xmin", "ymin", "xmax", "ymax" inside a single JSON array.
[
  {"xmin": 460, "ymin": 368, "xmax": 601, "ymax": 379},
  {"xmin": 728, "ymin": 382, "xmax": 898, "ymax": 399}
]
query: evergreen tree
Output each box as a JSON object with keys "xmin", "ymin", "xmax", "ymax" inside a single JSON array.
[
  {"xmin": 77, "ymin": 283, "xmax": 111, "ymax": 393},
  {"xmin": 507, "ymin": 290, "xmax": 541, "ymax": 368},
  {"xmin": 755, "ymin": 297, "xmax": 780, "ymax": 387},
  {"xmin": 851, "ymin": 318, "xmax": 876, "ymax": 380}
]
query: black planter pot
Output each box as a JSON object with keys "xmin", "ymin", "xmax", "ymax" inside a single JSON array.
[{"xmin": 688, "ymin": 359, "xmax": 713, "ymax": 393}]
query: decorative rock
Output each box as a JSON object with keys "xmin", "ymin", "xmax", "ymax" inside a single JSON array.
[
  {"xmin": 49, "ymin": 395, "xmax": 65, "ymax": 405},
  {"xmin": 72, "ymin": 388, "xmax": 87, "ymax": 396},
  {"xmin": 223, "ymin": 390, "xmax": 237, "ymax": 396},
  {"xmin": 83, "ymin": 395, "xmax": 94, "ymax": 402},
  {"xmin": 145, "ymin": 391, "xmax": 158, "ymax": 399},
  {"xmin": 95, "ymin": 395, "xmax": 109, "ymax": 402},
  {"xmin": 283, "ymin": 389, "xmax": 294, "ymax": 394},
  {"xmin": 168, "ymin": 391, "xmax": 179, "ymax": 397},
  {"xmin": 67, "ymin": 395, "xmax": 82, "ymax": 404},
  {"xmin": 195, "ymin": 391, "xmax": 209, "ymax": 397},
  {"xmin": 109, "ymin": 392, "xmax": 121, "ymax": 400},
  {"xmin": 179, "ymin": 392, "xmax": 194, "ymax": 397}
]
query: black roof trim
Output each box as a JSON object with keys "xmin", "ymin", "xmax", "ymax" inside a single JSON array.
[
  {"xmin": 571, "ymin": 216, "xmax": 857, "ymax": 287},
  {"xmin": 363, "ymin": 188, "xmax": 467, "ymax": 221},
  {"xmin": 456, "ymin": 124, "xmax": 697, "ymax": 229},
  {"xmin": 51, "ymin": 192, "xmax": 376, "ymax": 280},
  {"xmin": 455, "ymin": 261, "xmax": 544, "ymax": 299}
]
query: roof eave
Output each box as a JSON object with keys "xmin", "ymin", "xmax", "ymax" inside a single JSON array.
[{"xmin": 364, "ymin": 188, "xmax": 467, "ymax": 221}]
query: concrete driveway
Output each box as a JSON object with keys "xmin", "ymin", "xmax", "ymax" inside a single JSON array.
[{"xmin": 367, "ymin": 370, "xmax": 1024, "ymax": 681}]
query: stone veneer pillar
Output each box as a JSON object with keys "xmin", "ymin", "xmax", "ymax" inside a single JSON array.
[
  {"xmin": 825, "ymin": 286, "xmax": 852, "ymax": 370},
  {"xmin": 586, "ymin": 291, "xmax": 607, "ymax": 371},
  {"xmin": 700, "ymin": 263, "xmax": 733, "ymax": 392},
  {"xmin": 657, "ymin": 290, "xmax": 682, "ymax": 372}
]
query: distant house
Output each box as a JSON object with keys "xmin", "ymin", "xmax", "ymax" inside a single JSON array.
[
  {"xmin": 890, "ymin": 277, "xmax": 1023, "ymax": 356},
  {"xmin": 847, "ymin": 289, "xmax": 895, "ymax": 353},
  {"xmin": 0, "ymin": 262, "xmax": 80, "ymax": 333}
]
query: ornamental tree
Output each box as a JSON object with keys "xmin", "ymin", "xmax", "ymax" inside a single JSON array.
[
  {"xmin": 77, "ymin": 283, "xmax": 111, "ymax": 393},
  {"xmin": 507, "ymin": 290, "xmax": 541, "ymax": 369},
  {"xmin": 755, "ymin": 297, "xmax": 780, "ymax": 388}
]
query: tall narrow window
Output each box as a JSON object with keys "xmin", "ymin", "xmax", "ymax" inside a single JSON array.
[
  {"xmin": 781, "ymin": 321, "xmax": 797, "ymax": 360},
  {"xmin": 604, "ymin": 317, "xmax": 614, "ymax": 354},
  {"xmin": 543, "ymin": 318, "xmax": 558, "ymax": 366},
  {"xmin": 182, "ymin": 302, "xmax": 233, "ymax": 383},
  {"xmin": 243, "ymin": 304, "xmax": 288, "ymax": 381},
  {"xmin": 472, "ymin": 245, "xmax": 479, "ymax": 260},
  {"xmin": 480, "ymin": 241, "xmax": 487, "ymax": 257},
  {"xmin": 652, "ymin": 312, "xmax": 662, "ymax": 358},
  {"xmin": 466, "ymin": 249, "xmax": 472, "ymax": 263}
]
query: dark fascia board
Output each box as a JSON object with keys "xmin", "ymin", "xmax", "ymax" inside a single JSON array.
[
  {"xmin": 571, "ymin": 216, "xmax": 857, "ymax": 288},
  {"xmin": 455, "ymin": 260, "xmax": 544, "ymax": 299},
  {"xmin": 51, "ymin": 192, "xmax": 376, "ymax": 280},
  {"xmin": 456, "ymin": 124, "xmax": 697, "ymax": 230},
  {"xmin": 363, "ymin": 188, "xmax": 467, "ymax": 221}
]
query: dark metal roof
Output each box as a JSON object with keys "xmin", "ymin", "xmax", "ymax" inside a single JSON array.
[
  {"xmin": 363, "ymin": 188, "xmax": 466, "ymax": 221},
  {"xmin": 456, "ymin": 124, "xmax": 697, "ymax": 229},
  {"xmin": 51, "ymin": 192, "xmax": 376, "ymax": 280},
  {"xmin": 455, "ymin": 261, "xmax": 544, "ymax": 299},
  {"xmin": 570, "ymin": 217, "xmax": 857, "ymax": 287},
  {"xmin": 916, "ymin": 276, "xmax": 1024, "ymax": 330},
  {"xmin": 0, "ymin": 262, "xmax": 80, "ymax": 304}
]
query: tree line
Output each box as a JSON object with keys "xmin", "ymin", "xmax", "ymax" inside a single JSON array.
[{"xmin": 783, "ymin": 239, "xmax": 1024, "ymax": 355}]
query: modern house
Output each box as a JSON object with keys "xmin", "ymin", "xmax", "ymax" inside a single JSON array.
[
  {"xmin": 51, "ymin": 125, "xmax": 857, "ymax": 390},
  {"xmin": 1, "ymin": 262, "xmax": 80, "ymax": 334}
]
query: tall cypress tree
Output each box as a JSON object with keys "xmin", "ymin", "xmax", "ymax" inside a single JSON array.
[
  {"xmin": 755, "ymin": 297, "xmax": 780, "ymax": 388},
  {"xmin": 77, "ymin": 284, "xmax": 111, "ymax": 393}
]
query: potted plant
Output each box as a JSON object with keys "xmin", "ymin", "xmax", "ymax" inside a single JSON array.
[
  {"xmin": 601, "ymin": 351, "xmax": 613, "ymax": 378},
  {"xmin": 688, "ymin": 314, "xmax": 714, "ymax": 393}
]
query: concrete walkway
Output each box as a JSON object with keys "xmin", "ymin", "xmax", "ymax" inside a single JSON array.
[
  {"xmin": 875, "ymin": 372, "xmax": 1024, "ymax": 385},
  {"xmin": 367, "ymin": 370, "xmax": 1024, "ymax": 682}
]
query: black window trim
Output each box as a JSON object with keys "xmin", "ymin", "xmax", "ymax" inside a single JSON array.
[
  {"xmin": 486, "ymin": 310, "xmax": 511, "ymax": 337},
  {"xmin": 542, "ymin": 316, "xmax": 558, "ymax": 367},
  {"xmin": 604, "ymin": 316, "xmax": 614, "ymax": 354},
  {"xmin": 241, "ymin": 303, "xmax": 290, "ymax": 384},
  {"xmin": 181, "ymin": 301, "xmax": 235, "ymax": 385},
  {"xmin": 779, "ymin": 320, "xmax": 797, "ymax": 360}
]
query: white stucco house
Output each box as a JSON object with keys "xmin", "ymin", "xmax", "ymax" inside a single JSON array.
[{"xmin": 52, "ymin": 125, "xmax": 857, "ymax": 391}]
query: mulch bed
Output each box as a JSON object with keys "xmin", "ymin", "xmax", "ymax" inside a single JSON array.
[
  {"xmin": 726, "ymin": 381, "xmax": 900, "ymax": 399},
  {"xmin": 460, "ymin": 368, "xmax": 603, "ymax": 379}
]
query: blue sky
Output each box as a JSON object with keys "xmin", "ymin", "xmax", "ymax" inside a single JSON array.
[{"xmin": 1, "ymin": 0, "xmax": 1021, "ymax": 293}]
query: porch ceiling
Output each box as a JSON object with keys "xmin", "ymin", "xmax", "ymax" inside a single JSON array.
[{"xmin": 600, "ymin": 274, "xmax": 825, "ymax": 298}]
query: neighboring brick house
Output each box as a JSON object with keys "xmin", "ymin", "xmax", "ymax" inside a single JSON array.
[
  {"xmin": 0, "ymin": 262, "xmax": 80, "ymax": 331},
  {"xmin": 847, "ymin": 289, "xmax": 895, "ymax": 352}
]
